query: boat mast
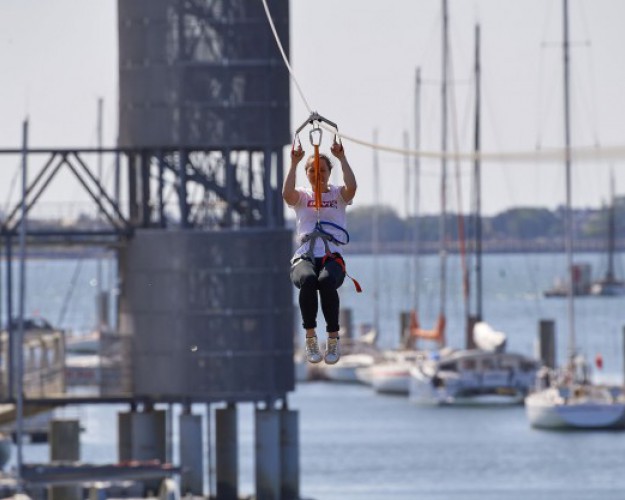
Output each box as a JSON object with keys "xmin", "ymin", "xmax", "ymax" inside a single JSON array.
[
  {"xmin": 404, "ymin": 129, "xmax": 411, "ymax": 310},
  {"xmin": 562, "ymin": 0, "xmax": 576, "ymax": 360},
  {"xmin": 606, "ymin": 168, "xmax": 616, "ymax": 283},
  {"xmin": 465, "ymin": 23, "xmax": 482, "ymax": 350},
  {"xmin": 473, "ymin": 23, "xmax": 483, "ymax": 322},
  {"xmin": 17, "ymin": 118, "xmax": 28, "ymax": 491},
  {"xmin": 372, "ymin": 129, "xmax": 380, "ymax": 338},
  {"xmin": 439, "ymin": 0, "xmax": 449, "ymax": 324},
  {"xmin": 412, "ymin": 68, "xmax": 422, "ymax": 312}
]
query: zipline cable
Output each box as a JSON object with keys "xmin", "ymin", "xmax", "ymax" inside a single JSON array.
[
  {"xmin": 261, "ymin": 0, "xmax": 625, "ymax": 163},
  {"xmin": 260, "ymin": 0, "xmax": 313, "ymax": 114},
  {"xmin": 318, "ymin": 123, "xmax": 625, "ymax": 162}
]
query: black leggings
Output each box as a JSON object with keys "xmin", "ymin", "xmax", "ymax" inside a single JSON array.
[{"xmin": 290, "ymin": 255, "xmax": 346, "ymax": 333}]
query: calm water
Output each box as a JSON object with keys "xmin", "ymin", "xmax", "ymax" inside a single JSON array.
[{"xmin": 3, "ymin": 252, "xmax": 625, "ymax": 499}]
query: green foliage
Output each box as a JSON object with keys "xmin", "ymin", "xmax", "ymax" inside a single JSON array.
[
  {"xmin": 343, "ymin": 204, "xmax": 619, "ymax": 245},
  {"xmin": 491, "ymin": 208, "xmax": 559, "ymax": 239}
]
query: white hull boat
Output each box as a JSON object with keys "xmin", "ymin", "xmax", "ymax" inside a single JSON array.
[
  {"xmin": 524, "ymin": 0, "xmax": 625, "ymax": 432},
  {"xmin": 321, "ymin": 353, "xmax": 376, "ymax": 384},
  {"xmin": 526, "ymin": 386, "xmax": 625, "ymax": 429},
  {"xmin": 366, "ymin": 351, "xmax": 424, "ymax": 395},
  {"xmin": 410, "ymin": 349, "xmax": 538, "ymax": 406},
  {"xmin": 65, "ymin": 330, "xmax": 100, "ymax": 355},
  {"xmin": 370, "ymin": 364, "xmax": 411, "ymax": 395}
]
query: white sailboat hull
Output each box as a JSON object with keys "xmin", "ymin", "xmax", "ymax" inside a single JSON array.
[
  {"xmin": 590, "ymin": 281, "xmax": 625, "ymax": 297},
  {"xmin": 410, "ymin": 368, "xmax": 525, "ymax": 406},
  {"xmin": 409, "ymin": 354, "xmax": 532, "ymax": 406},
  {"xmin": 321, "ymin": 354, "xmax": 375, "ymax": 384},
  {"xmin": 369, "ymin": 365, "xmax": 411, "ymax": 395},
  {"xmin": 525, "ymin": 388, "xmax": 625, "ymax": 429}
]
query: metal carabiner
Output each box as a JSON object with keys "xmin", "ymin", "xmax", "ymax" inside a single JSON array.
[
  {"xmin": 291, "ymin": 133, "xmax": 302, "ymax": 153},
  {"xmin": 309, "ymin": 126, "xmax": 323, "ymax": 147}
]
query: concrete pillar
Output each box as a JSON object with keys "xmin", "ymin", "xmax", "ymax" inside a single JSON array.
[
  {"xmin": 280, "ymin": 409, "xmax": 299, "ymax": 500},
  {"xmin": 179, "ymin": 411, "xmax": 203, "ymax": 495},
  {"xmin": 118, "ymin": 409, "xmax": 166, "ymax": 461},
  {"xmin": 255, "ymin": 408, "xmax": 280, "ymax": 500},
  {"xmin": 118, "ymin": 411, "xmax": 132, "ymax": 462},
  {"xmin": 216, "ymin": 405, "xmax": 238, "ymax": 500},
  {"xmin": 539, "ymin": 320, "xmax": 556, "ymax": 369},
  {"xmin": 48, "ymin": 419, "xmax": 81, "ymax": 500},
  {"xmin": 117, "ymin": 408, "xmax": 166, "ymax": 495}
]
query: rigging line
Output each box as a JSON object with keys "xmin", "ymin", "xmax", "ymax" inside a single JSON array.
[{"xmin": 260, "ymin": 0, "xmax": 312, "ymax": 114}]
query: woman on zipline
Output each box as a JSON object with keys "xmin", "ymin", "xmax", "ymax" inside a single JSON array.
[{"xmin": 282, "ymin": 139, "xmax": 358, "ymax": 365}]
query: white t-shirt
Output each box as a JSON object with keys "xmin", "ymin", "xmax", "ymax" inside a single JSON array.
[{"xmin": 288, "ymin": 184, "xmax": 351, "ymax": 258}]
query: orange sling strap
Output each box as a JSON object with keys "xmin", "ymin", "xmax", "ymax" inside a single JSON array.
[{"xmin": 313, "ymin": 143, "xmax": 322, "ymax": 210}]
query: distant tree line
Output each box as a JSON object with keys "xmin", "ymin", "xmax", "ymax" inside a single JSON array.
[{"xmin": 333, "ymin": 197, "xmax": 625, "ymax": 253}]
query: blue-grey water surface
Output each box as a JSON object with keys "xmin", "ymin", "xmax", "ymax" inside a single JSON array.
[{"xmin": 4, "ymin": 252, "xmax": 625, "ymax": 499}]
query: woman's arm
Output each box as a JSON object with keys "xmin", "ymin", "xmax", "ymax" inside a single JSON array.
[
  {"xmin": 283, "ymin": 145, "xmax": 304, "ymax": 206},
  {"xmin": 331, "ymin": 141, "xmax": 357, "ymax": 203}
]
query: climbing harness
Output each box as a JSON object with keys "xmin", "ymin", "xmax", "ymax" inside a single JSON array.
[{"xmin": 299, "ymin": 221, "xmax": 362, "ymax": 293}]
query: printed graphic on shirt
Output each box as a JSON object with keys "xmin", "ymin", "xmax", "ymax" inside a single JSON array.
[{"xmin": 306, "ymin": 199, "xmax": 338, "ymax": 209}]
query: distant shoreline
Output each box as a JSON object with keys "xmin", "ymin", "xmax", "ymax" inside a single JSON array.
[
  {"xmin": 346, "ymin": 238, "xmax": 620, "ymax": 255},
  {"xmin": 0, "ymin": 238, "xmax": 619, "ymax": 259}
]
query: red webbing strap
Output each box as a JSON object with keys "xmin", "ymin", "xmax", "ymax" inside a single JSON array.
[
  {"xmin": 322, "ymin": 253, "xmax": 362, "ymax": 293},
  {"xmin": 313, "ymin": 144, "xmax": 322, "ymax": 210}
]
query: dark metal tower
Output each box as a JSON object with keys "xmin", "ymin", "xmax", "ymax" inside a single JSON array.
[
  {"xmin": 117, "ymin": 0, "xmax": 291, "ymax": 229},
  {"xmin": 0, "ymin": 0, "xmax": 294, "ymax": 403}
]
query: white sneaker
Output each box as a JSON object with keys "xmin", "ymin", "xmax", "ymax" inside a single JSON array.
[
  {"xmin": 324, "ymin": 337, "xmax": 341, "ymax": 365},
  {"xmin": 305, "ymin": 336, "xmax": 323, "ymax": 364}
]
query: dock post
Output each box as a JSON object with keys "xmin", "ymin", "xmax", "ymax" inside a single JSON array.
[
  {"xmin": 48, "ymin": 419, "xmax": 81, "ymax": 500},
  {"xmin": 255, "ymin": 406, "xmax": 280, "ymax": 500},
  {"xmin": 280, "ymin": 407, "xmax": 299, "ymax": 500},
  {"xmin": 400, "ymin": 311, "xmax": 411, "ymax": 348},
  {"xmin": 96, "ymin": 290, "xmax": 110, "ymax": 330},
  {"xmin": 179, "ymin": 406, "xmax": 203, "ymax": 495},
  {"xmin": 539, "ymin": 320, "xmax": 556, "ymax": 369},
  {"xmin": 622, "ymin": 326, "xmax": 625, "ymax": 386},
  {"xmin": 216, "ymin": 404, "xmax": 238, "ymax": 500},
  {"xmin": 339, "ymin": 308, "xmax": 353, "ymax": 339},
  {"xmin": 466, "ymin": 315, "xmax": 479, "ymax": 350}
]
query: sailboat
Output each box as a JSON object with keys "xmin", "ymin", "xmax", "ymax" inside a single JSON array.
[
  {"xmin": 358, "ymin": 128, "xmax": 427, "ymax": 395},
  {"xmin": 590, "ymin": 170, "xmax": 625, "ymax": 296},
  {"xmin": 409, "ymin": 20, "xmax": 539, "ymax": 406},
  {"xmin": 525, "ymin": 0, "xmax": 625, "ymax": 429}
]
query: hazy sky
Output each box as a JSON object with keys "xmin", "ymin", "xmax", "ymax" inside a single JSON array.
[{"xmin": 1, "ymin": 0, "xmax": 625, "ymax": 218}]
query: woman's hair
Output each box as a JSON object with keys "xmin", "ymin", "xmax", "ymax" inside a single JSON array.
[{"xmin": 305, "ymin": 153, "xmax": 333, "ymax": 172}]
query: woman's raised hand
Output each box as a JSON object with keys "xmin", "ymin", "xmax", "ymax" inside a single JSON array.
[
  {"xmin": 291, "ymin": 144, "xmax": 305, "ymax": 164},
  {"xmin": 330, "ymin": 140, "xmax": 345, "ymax": 160}
]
